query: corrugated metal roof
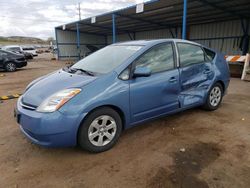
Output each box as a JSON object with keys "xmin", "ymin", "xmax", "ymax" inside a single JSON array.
[{"xmin": 56, "ymin": 0, "xmax": 250, "ymax": 35}]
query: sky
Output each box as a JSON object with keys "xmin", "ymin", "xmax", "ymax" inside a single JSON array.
[{"xmin": 0, "ymin": 0, "xmax": 147, "ymax": 40}]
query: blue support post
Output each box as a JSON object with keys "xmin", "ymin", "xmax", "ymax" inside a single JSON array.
[
  {"xmin": 182, "ymin": 0, "xmax": 188, "ymax": 39},
  {"xmin": 112, "ymin": 14, "xmax": 116, "ymax": 43},
  {"xmin": 76, "ymin": 22, "xmax": 80, "ymax": 60}
]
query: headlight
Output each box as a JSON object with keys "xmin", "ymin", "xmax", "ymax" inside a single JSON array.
[{"xmin": 36, "ymin": 88, "xmax": 81, "ymax": 113}]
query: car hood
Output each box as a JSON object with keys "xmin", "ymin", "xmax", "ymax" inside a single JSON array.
[{"xmin": 22, "ymin": 70, "xmax": 97, "ymax": 107}]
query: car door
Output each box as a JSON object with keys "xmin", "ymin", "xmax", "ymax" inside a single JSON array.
[
  {"xmin": 129, "ymin": 42, "xmax": 180, "ymax": 123},
  {"xmin": 177, "ymin": 42, "xmax": 215, "ymax": 107}
]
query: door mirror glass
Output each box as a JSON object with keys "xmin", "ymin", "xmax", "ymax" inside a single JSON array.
[{"xmin": 133, "ymin": 67, "xmax": 151, "ymax": 78}]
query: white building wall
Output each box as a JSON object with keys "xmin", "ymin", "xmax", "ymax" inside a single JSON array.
[
  {"xmin": 57, "ymin": 19, "xmax": 249, "ymax": 60},
  {"xmin": 107, "ymin": 33, "xmax": 131, "ymax": 44},
  {"xmin": 107, "ymin": 28, "xmax": 180, "ymax": 44},
  {"xmin": 56, "ymin": 30, "xmax": 77, "ymax": 59},
  {"xmin": 56, "ymin": 29, "xmax": 106, "ymax": 60},
  {"xmin": 107, "ymin": 20, "xmax": 246, "ymax": 55},
  {"xmin": 189, "ymin": 19, "xmax": 248, "ymax": 55},
  {"xmin": 57, "ymin": 29, "xmax": 77, "ymax": 43},
  {"xmin": 136, "ymin": 28, "xmax": 180, "ymax": 40}
]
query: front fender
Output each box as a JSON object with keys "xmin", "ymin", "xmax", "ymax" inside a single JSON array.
[{"xmin": 59, "ymin": 72, "xmax": 131, "ymax": 132}]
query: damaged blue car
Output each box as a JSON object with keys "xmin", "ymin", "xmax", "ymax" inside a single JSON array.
[{"xmin": 15, "ymin": 39, "xmax": 230, "ymax": 152}]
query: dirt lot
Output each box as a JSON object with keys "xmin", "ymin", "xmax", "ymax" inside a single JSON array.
[{"xmin": 0, "ymin": 54, "xmax": 250, "ymax": 188}]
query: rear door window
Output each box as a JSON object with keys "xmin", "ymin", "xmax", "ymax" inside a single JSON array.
[{"xmin": 177, "ymin": 43, "xmax": 205, "ymax": 67}]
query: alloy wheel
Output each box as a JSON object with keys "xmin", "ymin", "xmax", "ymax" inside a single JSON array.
[
  {"xmin": 88, "ymin": 115, "xmax": 117, "ymax": 147},
  {"xmin": 6, "ymin": 63, "xmax": 16, "ymax": 72},
  {"xmin": 209, "ymin": 86, "xmax": 222, "ymax": 107}
]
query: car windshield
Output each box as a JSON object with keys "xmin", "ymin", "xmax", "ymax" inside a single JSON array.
[
  {"xmin": 71, "ymin": 45, "xmax": 143, "ymax": 74},
  {"xmin": 0, "ymin": 49, "xmax": 16, "ymax": 55},
  {"xmin": 23, "ymin": 47, "xmax": 34, "ymax": 50},
  {"xmin": 9, "ymin": 47, "xmax": 20, "ymax": 51}
]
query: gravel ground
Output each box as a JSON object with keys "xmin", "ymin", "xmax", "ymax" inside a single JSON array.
[{"xmin": 0, "ymin": 54, "xmax": 250, "ymax": 188}]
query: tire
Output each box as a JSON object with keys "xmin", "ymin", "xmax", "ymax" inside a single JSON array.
[
  {"xmin": 78, "ymin": 107, "xmax": 122, "ymax": 153},
  {"xmin": 202, "ymin": 83, "xmax": 223, "ymax": 111},
  {"xmin": 5, "ymin": 62, "xmax": 17, "ymax": 72}
]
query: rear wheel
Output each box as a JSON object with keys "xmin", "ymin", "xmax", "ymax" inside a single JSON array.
[
  {"xmin": 78, "ymin": 107, "xmax": 122, "ymax": 153},
  {"xmin": 202, "ymin": 83, "xmax": 223, "ymax": 111},
  {"xmin": 5, "ymin": 62, "xmax": 17, "ymax": 72}
]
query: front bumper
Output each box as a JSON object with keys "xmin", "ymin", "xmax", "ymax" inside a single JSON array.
[
  {"xmin": 15, "ymin": 97, "xmax": 85, "ymax": 147},
  {"xmin": 15, "ymin": 60, "xmax": 27, "ymax": 68}
]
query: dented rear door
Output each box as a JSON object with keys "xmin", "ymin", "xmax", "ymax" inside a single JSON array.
[{"xmin": 176, "ymin": 42, "xmax": 215, "ymax": 107}]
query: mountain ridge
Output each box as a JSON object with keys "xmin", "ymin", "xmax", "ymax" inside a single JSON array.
[{"xmin": 0, "ymin": 36, "xmax": 48, "ymax": 44}]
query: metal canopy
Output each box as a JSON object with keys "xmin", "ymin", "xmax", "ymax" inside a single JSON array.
[{"xmin": 56, "ymin": 0, "xmax": 250, "ymax": 36}]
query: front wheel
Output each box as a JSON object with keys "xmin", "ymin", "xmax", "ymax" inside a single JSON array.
[
  {"xmin": 78, "ymin": 107, "xmax": 122, "ymax": 153},
  {"xmin": 202, "ymin": 83, "xmax": 223, "ymax": 111},
  {"xmin": 5, "ymin": 62, "xmax": 17, "ymax": 72}
]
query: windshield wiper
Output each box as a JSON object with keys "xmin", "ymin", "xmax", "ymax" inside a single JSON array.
[
  {"xmin": 69, "ymin": 67, "xmax": 95, "ymax": 76},
  {"xmin": 77, "ymin": 68, "xmax": 95, "ymax": 76}
]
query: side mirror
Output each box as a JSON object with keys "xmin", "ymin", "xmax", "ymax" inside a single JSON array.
[{"xmin": 133, "ymin": 67, "xmax": 151, "ymax": 78}]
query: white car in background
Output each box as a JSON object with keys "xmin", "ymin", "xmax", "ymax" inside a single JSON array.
[{"xmin": 22, "ymin": 46, "xmax": 38, "ymax": 56}]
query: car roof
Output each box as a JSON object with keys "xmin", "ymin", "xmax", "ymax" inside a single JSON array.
[
  {"xmin": 113, "ymin": 39, "xmax": 202, "ymax": 47},
  {"xmin": 0, "ymin": 49, "xmax": 19, "ymax": 55},
  {"xmin": 3, "ymin": 45, "xmax": 21, "ymax": 48}
]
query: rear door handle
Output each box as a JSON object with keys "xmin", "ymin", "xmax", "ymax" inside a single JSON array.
[{"xmin": 169, "ymin": 77, "xmax": 177, "ymax": 83}]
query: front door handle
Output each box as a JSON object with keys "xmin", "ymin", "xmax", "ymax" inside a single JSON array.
[{"xmin": 169, "ymin": 77, "xmax": 177, "ymax": 83}]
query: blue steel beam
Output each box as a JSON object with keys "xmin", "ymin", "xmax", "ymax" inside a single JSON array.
[
  {"xmin": 76, "ymin": 22, "xmax": 80, "ymax": 59},
  {"xmin": 112, "ymin": 14, "xmax": 116, "ymax": 43},
  {"xmin": 182, "ymin": 0, "xmax": 188, "ymax": 39}
]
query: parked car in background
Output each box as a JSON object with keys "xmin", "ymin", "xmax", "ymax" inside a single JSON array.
[
  {"xmin": 0, "ymin": 49, "xmax": 27, "ymax": 71},
  {"xmin": 2, "ymin": 45, "xmax": 33, "ymax": 60},
  {"xmin": 15, "ymin": 39, "xmax": 230, "ymax": 153},
  {"xmin": 22, "ymin": 46, "xmax": 38, "ymax": 56}
]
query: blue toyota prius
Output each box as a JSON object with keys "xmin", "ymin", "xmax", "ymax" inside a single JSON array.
[{"xmin": 15, "ymin": 39, "xmax": 230, "ymax": 152}]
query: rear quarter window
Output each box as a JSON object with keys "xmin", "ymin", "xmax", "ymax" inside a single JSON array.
[{"xmin": 204, "ymin": 48, "xmax": 216, "ymax": 61}]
